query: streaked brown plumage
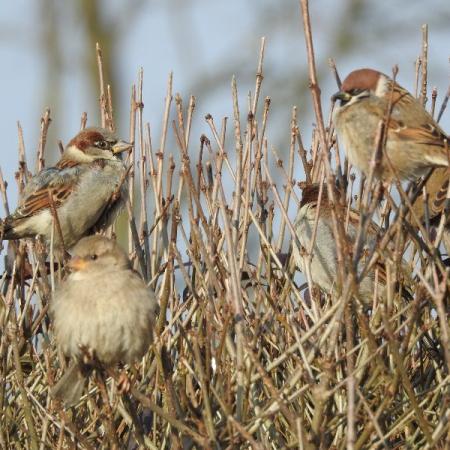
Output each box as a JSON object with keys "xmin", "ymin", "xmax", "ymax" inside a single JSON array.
[
  {"xmin": 1, "ymin": 127, "xmax": 132, "ymax": 249},
  {"xmin": 333, "ymin": 68, "xmax": 449, "ymax": 181},
  {"xmin": 411, "ymin": 168, "xmax": 450, "ymax": 255}
]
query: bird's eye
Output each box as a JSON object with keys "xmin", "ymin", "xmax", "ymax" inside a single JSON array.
[
  {"xmin": 95, "ymin": 140, "xmax": 109, "ymax": 149},
  {"xmin": 349, "ymin": 89, "xmax": 363, "ymax": 96},
  {"xmin": 90, "ymin": 254, "xmax": 98, "ymax": 260}
]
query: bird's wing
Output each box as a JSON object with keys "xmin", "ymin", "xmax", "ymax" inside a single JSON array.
[
  {"xmin": 411, "ymin": 167, "xmax": 449, "ymax": 222},
  {"xmin": 10, "ymin": 165, "xmax": 83, "ymax": 220},
  {"xmin": 388, "ymin": 118, "xmax": 448, "ymax": 148}
]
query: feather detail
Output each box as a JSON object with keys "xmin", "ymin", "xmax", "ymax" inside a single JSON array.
[
  {"xmin": 55, "ymin": 159, "xmax": 81, "ymax": 169},
  {"xmin": 411, "ymin": 167, "xmax": 450, "ymax": 223},
  {"xmin": 12, "ymin": 185, "xmax": 74, "ymax": 219},
  {"xmin": 389, "ymin": 119, "xmax": 448, "ymax": 148},
  {"xmin": 51, "ymin": 363, "xmax": 88, "ymax": 407}
]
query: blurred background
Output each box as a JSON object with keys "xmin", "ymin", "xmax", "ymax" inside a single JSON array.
[{"xmin": 0, "ymin": 0, "xmax": 448, "ymax": 213}]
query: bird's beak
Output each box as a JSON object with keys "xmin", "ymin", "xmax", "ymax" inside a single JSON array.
[
  {"xmin": 67, "ymin": 256, "xmax": 87, "ymax": 272},
  {"xmin": 112, "ymin": 140, "xmax": 133, "ymax": 154},
  {"xmin": 331, "ymin": 91, "xmax": 351, "ymax": 103}
]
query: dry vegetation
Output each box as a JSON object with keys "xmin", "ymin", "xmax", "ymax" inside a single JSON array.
[{"xmin": 0, "ymin": 3, "xmax": 449, "ymax": 449}]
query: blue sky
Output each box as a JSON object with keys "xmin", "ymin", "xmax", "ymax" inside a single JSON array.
[{"xmin": 0, "ymin": 0, "xmax": 448, "ymax": 214}]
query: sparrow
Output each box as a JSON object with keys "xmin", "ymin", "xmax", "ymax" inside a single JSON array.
[
  {"xmin": 332, "ymin": 68, "xmax": 449, "ymax": 181},
  {"xmin": 50, "ymin": 235, "xmax": 157, "ymax": 406},
  {"xmin": 0, "ymin": 127, "xmax": 132, "ymax": 250},
  {"xmin": 292, "ymin": 184, "xmax": 410, "ymax": 305}
]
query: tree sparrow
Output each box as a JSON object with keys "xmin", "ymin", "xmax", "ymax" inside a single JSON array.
[
  {"xmin": 50, "ymin": 235, "xmax": 157, "ymax": 406},
  {"xmin": 1, "ymin": 127, "xmax": 132, "ymax": 249},
  {"xmin": 292, "ymin": 184, "xmax": 409, "ymax": 305},
  {"xmin": 332, "ymin": 68, "xmax": 449, "ymax": 181}
]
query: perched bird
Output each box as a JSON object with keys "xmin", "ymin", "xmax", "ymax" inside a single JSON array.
[
  {"xmin": 1, "ymin": 127, "xmax": 132, "ymax": 250},
  {"xmin": 50, "ymin": 235, "xmax": 157, "ymax": 406},
  {"xmin": 292, "ymin": 184, "xmax": 410, "ymax": 305},
  {"xmin": 332, "ymin": 68, "xmax": 449, "ymax": 181}
]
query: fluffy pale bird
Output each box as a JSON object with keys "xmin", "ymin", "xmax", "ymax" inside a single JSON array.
[{"xmin": 50, "ymin": 235, "xmax": 157, "ymax": 406}]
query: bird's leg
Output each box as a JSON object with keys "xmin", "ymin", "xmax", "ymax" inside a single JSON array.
[
  {"xmin": 106, "ymin": 366, "xmax": 131, "ymax": 395},
  {"xmin": 117, "ymin": 371, "xmax": 131, "ymax": 394},
  {"xmin": 79, "ymin": 345, "xmax": 96, "ymax": 368}
]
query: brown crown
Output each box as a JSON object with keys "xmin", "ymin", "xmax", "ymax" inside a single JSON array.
[
  {"xmin": 300, "ymin": 183, "xmax": 344, "ymax": 209},
  {"xmin": 341, "ymin": 68, "xmax": 384, "ymax": 93},
  {"xmin": 67, "ymin": 128, "xmax": 109, "ymax": 152},
  {"xmin": 300, "ymin": 184, "xmax": 328, "ymax": 207}
]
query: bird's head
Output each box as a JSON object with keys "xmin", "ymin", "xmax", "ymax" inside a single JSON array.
[
  {"xmin": 67, "ymin": 235, "xmax": 131, "ymax": 276},
  {"xmin": 63, "ymin": 127, "xmax": 132, "ymax": 163},
  {"xmin": 332, "ymin": 68, "xmax": 392, "ymax": 108}
]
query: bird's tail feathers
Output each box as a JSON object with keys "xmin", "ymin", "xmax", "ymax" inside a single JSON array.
[{"xmin": 51, "ymin": 363, "xmax": 87, "ymax": 407}]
